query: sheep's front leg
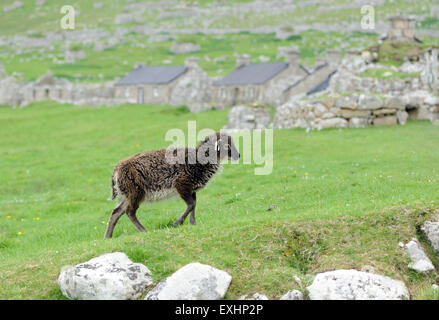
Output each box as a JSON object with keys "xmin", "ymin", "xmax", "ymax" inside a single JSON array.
[{"xmin": 173, "ymin": 188, "xmax": 196, "ymax": 227}]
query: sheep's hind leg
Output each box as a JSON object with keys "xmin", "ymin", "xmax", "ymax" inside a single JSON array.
[
  {"xmin": 189, "ymin": 192, "xmax": 196, "ymax": 225},
  {"xmin": 173, "ymin": 189, "xmax": 195, "ymax": 227},
  {"xmin": 105, "ymin": 201, "xmax": 127, "ymax": 239},
  {"xmin": 126, "ymin": 194, "xmax": 147, "ymax": 233}
]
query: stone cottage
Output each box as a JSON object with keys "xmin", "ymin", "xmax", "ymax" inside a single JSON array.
[
  {"xmin": 212, "ymin": 48, "xmax": 309, "ymax": 107},
  {"xmin": 212, "ymin": 48, "xmax": 341, "ymax": 107},
  {"xmin": 114, "ymin": 57, "xmax": 208, "ymax": 106}
]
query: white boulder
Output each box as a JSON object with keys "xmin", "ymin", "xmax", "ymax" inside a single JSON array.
[
  {"xmin": 145, "ymin": 263, "xmax": 232, "ymax": 300},
  {"xmin": 280, "ymin": 290, "xmax": 304, "ymax": 300},
  {"xmin": 240, "ymin": 293, "xmax": 269, "ymax": 300},
  {"xmin": 421, "ymin": 221, "xmax": 439, "ymax": 254},
  {"xmin": 405, "ymin": 238, "xmax": 435, "ymax": 273},
  {"xmin": 306, "ymin": 269, "xmax": 410, "ymax": 300},
  {"xmin": 58, "ymin": 252, "xmax": 153, "ymax": 300}
]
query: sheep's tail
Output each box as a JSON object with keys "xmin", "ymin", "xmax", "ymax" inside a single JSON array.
[{"xmin": 110, "ymin": 170, "xmax": 117, "ymax": 200}]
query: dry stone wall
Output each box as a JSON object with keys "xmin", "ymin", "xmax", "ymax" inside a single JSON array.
[{"xmin": 273, "ymin": 91, "xmax": 439, "ymax": 130}]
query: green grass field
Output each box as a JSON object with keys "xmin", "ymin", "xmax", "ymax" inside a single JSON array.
[{"xmin": 0, "ymin": 101, "xmax": 438, "ymax": 299}]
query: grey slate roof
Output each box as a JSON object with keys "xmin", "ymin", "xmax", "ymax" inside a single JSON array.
[
  {"xmin": 115, "ymin": 66, "xmax": 188, "ymax": 85},
  {"xmin": 214, "ymin": 62, "xmax": 288, "ymax": 86},
  {"xmin": 307, "ymin": 70, "xmax": 337, "ymax": 95}
]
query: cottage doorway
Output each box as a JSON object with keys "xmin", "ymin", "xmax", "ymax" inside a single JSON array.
[
  {"xmin": 232, "ymin": 87, "xmax": 239, "ymax": 105},
  {"xmin": 137, "ymin": 87, "xmax": 144, "ymax": 104}
]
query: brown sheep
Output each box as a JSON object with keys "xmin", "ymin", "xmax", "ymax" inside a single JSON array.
[{"xmin": 104, "ymin": 132, "xmax": 240, "ymax": 238}]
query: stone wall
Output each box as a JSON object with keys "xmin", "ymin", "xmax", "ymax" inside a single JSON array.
[
  {"xmin": 272, "ymin": 91, "xmax": 439, "ymax": 130},
  {"xmin": 225, "ymin": 105, "xmax": 271, "ymax": 130},
  {"xmin": 0, "ymin": 74, "xmax": 129, "ymax": 108}
]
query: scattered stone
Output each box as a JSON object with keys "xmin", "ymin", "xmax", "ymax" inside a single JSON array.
[
  {"xmin": 306, "ymin": 269, "xmax": 410, "ymax": 300},
  {"xmin": 93, "ymin": 40, "xmax": 117, "ymax": 52},
  {"xmin": 280, "ymin": 290, "xmax": 304, "ymax": 300},
  {"xmin": 421, "ymin": 221, "xmax": 439, "ymax": 254},
  {"xmin": 58, "ymin": 252, "xmax": 153, "ymax": 300},
  {"xmin": 259, "ymin": 55, "xmax": 270, "ymax": 62},
  {"xmin": 148, "ymin": 34, "xmax": 175, "ymax": 43},
  {"xmin": 432, "ymin": 284, "xmax": 439, "ymax": 290},
  {"xmin": 240, "ymin": 293, "xmax": 269, "ymax": 300},
  {"xmin": 405, "ymin": 238, "xmax": 435, "ymax": 273},
  {"xmin": 65, "ymin": 49, "xmax": 86, "ymax": 63},
  {"xmin": 267, "ymin": 204, "xmax": 276, "ymax": 211},
  {"xmin": 115, "ymin": 13, "xmax": 142, "ymax": 25},
  {"xmin": 145, "ymin": 263, "xmax": 232, "ymax": 300},
  {"xmin": 170, "ymin": 42, "xmax": 201, "ymax": 54},
  {"xmin": 3, "ymin": 1, "xmax": 23, "ymax": 12}
]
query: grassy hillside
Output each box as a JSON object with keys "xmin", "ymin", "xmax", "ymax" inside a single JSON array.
[
  {"xmin": 1, "ymin": 0, "xmax": 439, "ymax": 82},
  {"xmin": 0, "ymin": 102, "xmax": 438, "ymax": 299}
]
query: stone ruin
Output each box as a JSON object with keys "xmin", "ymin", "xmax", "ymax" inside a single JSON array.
[
  {"xmin": 0, "ymin": 72, "xmax": 129, "ymax": 108},
  {"xmin": 225, "ymin": 105, "xmax": 271, "ymax": 130},
  {"xmin": 385, "ymin": 15, "xmax": 418, "ymax": 43}
]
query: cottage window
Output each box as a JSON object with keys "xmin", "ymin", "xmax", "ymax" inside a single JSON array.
[
  {"xmin": 124, "ymin": 88, "xmax": 129, "ymax": 98},
  {"xmin": 153, "ymin": 87, "xmax": 159, "ymax": 97},
  {"xmin": 220, "ymin": 88, "xmax": 225, "ymax": 98}
]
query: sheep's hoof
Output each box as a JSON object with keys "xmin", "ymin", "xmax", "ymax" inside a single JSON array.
[{"xmin": 172, "ymin": 221, "xmax": 181, "ymax": 227}]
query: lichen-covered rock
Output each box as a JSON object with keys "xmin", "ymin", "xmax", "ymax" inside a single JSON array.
[
  {"xmin": 421, "ymin": 221, "xmax": 439, "ymax": 254},
  {"xmin": 145, "ymin": 263, "xmax": 232, "ymax": 300},
  {"xmin": 170, "ymin": 42, "xmax": 201, "ymax": 54},
  {"xmin": 58, "ymin": 252, "xmax": 153, "ymax": 300},
  {"xmin": 306, "ymin": 269, "xmax": 410, "ymax": 300},
  {"xmin": 280, "ymin": 290, "xmax": 304, "ymax": 300},
  {"xmin": 405, "ymin": 238, "xmax": 435, "ymax": 273}
]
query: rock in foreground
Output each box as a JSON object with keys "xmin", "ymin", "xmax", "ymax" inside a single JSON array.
[
  {"xmin": 405, "ymin": 238, "xmax": 435, "ymax": 273},
  {"xmin": 421, "ymin": 221, "xmax": 439, "ymax": 254},
  {"xmin": 145, "ymin": 263, "xmax": 232, "ymax": 300},
  {"xmin": 280, "ymin": 290, "xmax": 304, "ymax": 300},
  {"xmin": 306, "ymin": 269, "xmax": 410, "ymax": 300},
  {"xmin": 58, "ymin": 252, "xmax": 153, "ymax": 300}
]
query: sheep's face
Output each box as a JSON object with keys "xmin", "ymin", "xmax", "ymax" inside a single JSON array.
[{"xmin": 216, "ymin": 133, "xmax": 240, "ymax": 162}]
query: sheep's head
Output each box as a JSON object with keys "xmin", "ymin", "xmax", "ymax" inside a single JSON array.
[{"xmin": 198, "ymin": 132, "xmax": 240, "ymax": 164}]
